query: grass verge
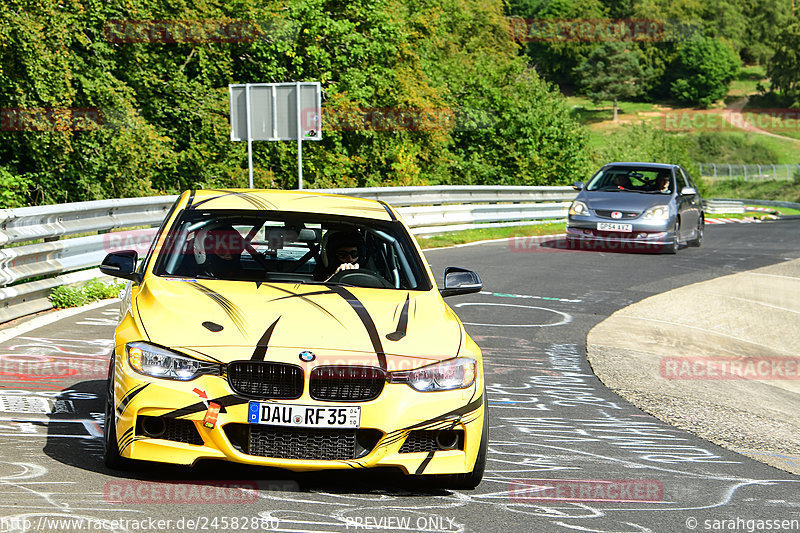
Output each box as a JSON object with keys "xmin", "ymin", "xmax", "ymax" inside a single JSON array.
[
  {"xmin": 417, "ymin": 222, "xmax": 566, "ymax": 249},
  {"xmin": 49, "ymin": 279, "xmax": 126, "ymax": 309}
]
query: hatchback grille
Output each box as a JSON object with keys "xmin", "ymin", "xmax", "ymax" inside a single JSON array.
[
  {"xmin": 227, "ymin": 361, "xmax": 303, "ymax": 399},
  {"xmin": 310, "ymin": 366, "xmax": 386, "ymax": 402},
  {"xmin": 595, "ymin": 210, "xmax": 639, "ymax": 220},
  {"xmin": 224, "ymin": 424, "xmax": 382, "ymax": 460}
]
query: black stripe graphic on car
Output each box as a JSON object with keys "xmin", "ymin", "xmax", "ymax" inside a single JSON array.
[
  {"xmin": 250, "ymin": 317, "xmax": 281, "ymax": 361},
  {"xmin": 165, "ymin": 394, "xmax": 248, "ymax": 419},
  {"xmin": 187, "ymin": 283, "xmax": 248, "ymax": 336},
  {"xmin": 264, "ymin": 285, "xmax": 346, "ymax": 327},
  {"xmin": 386, "ymin": 294, "xmax": 410, "ymax": 341},
  {"xmin": 328, "ymin": 286, "xmax": 388, "ymax": 369},
  {"xmin": 415, "ymin": 450, "xmax": 437, "ymax": 474},
  {"xmin": 400, "ymin": 393, "xmax": 484, "ymax": 433},
  {"xmin": 116, "ymin": 384, "xmax": 150, "ymax": 416},
  {"xmin": 190, "ymin": 190, "xmax": 277, "ymax": 211}
]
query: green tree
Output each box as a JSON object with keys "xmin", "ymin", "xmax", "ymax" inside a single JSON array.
[
  {"xmin": 573, "ymin": 42, "xmax": 645, "ymax": 121},
  {"xmin": 669, "ymin": 37, "xmax": 740, "ymax": 108},
  {"xmin": 506, "ymin": 0, "xmax": 608, "ymax": 88},
  {"xmin": 766, "ymin": 22, "xmax": 800, "ymax": 106}
]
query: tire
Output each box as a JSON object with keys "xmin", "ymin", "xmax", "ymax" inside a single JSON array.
[
  {"xmin": 688, "ymin": 217, "xmax": 704, "ymax": 247},
  {"xmin": 104, "ymin": 359, "xmax": 128, "ymax": 470},
  {"xmin": 664, "ymin": 220, "xmax": 680, "ymax": 254}
]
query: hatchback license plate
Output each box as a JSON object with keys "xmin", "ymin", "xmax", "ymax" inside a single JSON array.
[
  {"xmin": 597, "ymin": 222, "xmax": 632, "ymax": 232},
  {"xmin": 247, "ymin": 402, "xmax": 361, "ymax": 428}
]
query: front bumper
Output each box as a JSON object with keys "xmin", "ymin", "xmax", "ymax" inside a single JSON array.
[
  {"xmin": 111, "ymin": 356, "xmax": 485, "ymax": 476},
  {"xmin": 566, "ymin": 216, "xmax": 676, "ymax": 251}
]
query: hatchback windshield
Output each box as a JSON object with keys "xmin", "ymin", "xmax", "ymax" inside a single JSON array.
[
  {"xmin": 153, "ymin": 210, "xmax": 431, "ymax": 290},
  {"xmin": 586, "ymin": 167, "xmax": 673, "ymax": 193}
]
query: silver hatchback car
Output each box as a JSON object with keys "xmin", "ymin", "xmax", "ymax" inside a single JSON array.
[{"xmin": 566, "ymin": 162, "xmax": 704, "ymax": 254}]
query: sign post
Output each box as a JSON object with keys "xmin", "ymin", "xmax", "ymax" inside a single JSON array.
[{"xmin": 229, "ymin": 82, "xmax": 321, "ymax": 189}]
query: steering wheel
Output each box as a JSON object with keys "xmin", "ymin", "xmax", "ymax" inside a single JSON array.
[{"xmin": 327, "ymin": 269, "xmax": 394, "ymax": 289}]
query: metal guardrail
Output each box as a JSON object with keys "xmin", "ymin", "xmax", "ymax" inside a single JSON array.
[
  {"xmin": 705, "ymin": 199, "xmax": 745, "ymax": 214},
  {"xmin": 0, "ymin": 186, "xmax": 577, "ymax": 323}
]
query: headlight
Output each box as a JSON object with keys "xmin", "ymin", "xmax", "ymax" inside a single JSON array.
[
  {"xmin": 389, "ymin": 358, "xmax": 476, "ymax": 392},
  {"xmin": 126, "ymin": 342, "xmax": 220, "ymax": 381},
  {"xmin": 569, "ymin": 201, "xmax": 589, "ymax": 216},
  {"xmin": 642, "ymin": 205, "xmax": 670, "ymax": 220}
]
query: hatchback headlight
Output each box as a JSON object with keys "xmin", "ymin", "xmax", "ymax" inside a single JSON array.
[
  {"xmin": 641, "ymin": 205, "xmax": 670, "ymax": 220},
  {"xmin": 389, "ymin": 358, "xmax": 476, "ymax": 392},
  {"xmin": 126, "ymin": 342, "xmax": 219, "ymax": 381},
  {"xmin": 569, "ymin": 201, "xmax": 589, "ymax": 216}
]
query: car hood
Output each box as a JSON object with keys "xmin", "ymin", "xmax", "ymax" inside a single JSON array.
[
  {"xmin": 133, "ymin": 277, "xmax": 467, "ymax": 364},
  {"xmin": 580, "ymin": 191, "xmax": 671, "ymax": 212}
]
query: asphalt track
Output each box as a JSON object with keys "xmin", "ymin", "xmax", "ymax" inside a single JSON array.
[{"xmin": 0, "ymin": 220, "xmax": 799, "ymax": 533}]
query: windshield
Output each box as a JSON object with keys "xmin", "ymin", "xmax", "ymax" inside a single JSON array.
[
  {"xmin": 152, "ymin": 210, "xmax": 431, "ymax": 290},
  {"xmin": 586, "ymin": 167, "xmax": 673, "ymax": 194}
]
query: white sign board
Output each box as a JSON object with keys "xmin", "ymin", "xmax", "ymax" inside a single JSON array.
[
  {"xmin": 228, "ymin": 82, "xmax": 322, "ymax": 189},
  {"xmin": 229, "ymin": 82, "xmax": 321, "ymax": 141}
]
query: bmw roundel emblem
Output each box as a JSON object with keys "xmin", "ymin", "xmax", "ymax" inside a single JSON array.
[{"xmin": 298, "ymin": 351, "xmax": 316, "ymax": 362}]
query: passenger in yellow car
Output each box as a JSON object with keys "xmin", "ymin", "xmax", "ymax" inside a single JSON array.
[
  {"xmin": 197, "ymin": 226, "xmax": 246, "ymax": 278},
  {"xmin": 313, "ymin": 229, "xmax": 366, "ymax": 281}
]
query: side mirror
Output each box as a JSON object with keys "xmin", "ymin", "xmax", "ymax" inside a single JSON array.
[
  {"xmin": 100, "ymin": 250, "xmax": 142, "ymax": 284},
  {"xmin": 680, "ymin": 186, "xmax": 697, "ymax": 196},
  {"xmin": 572, "ymin": 181, "xmax": 584, "ymax": 191},
  {"xmin": 440, "ymin": 266, "xmax": 482, "ymax": 298}
]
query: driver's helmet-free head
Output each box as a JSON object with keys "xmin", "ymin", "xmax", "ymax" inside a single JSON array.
[
  {"xmin": 194, "ymin": 226, "xmax": 246, "ymax": 276},
  {"xmin": 614, "ymin": 174, "xmax": 632, "ymax": 188},
  {"xmin": 323, "ymin": 229, "xmax": 366, "ymax": 268}
]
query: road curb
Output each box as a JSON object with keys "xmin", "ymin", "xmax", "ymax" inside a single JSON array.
[{"xmin": 586, "ymin": 259, "xmax": 800, "ymax": 475}]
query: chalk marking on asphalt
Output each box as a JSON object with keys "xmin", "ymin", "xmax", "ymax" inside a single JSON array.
[
  {"xmin": 453, "ymin": 303, "xmax": 572, "ymax": 328},
  {"xmin": 479, "ymin": 290, "xmax": 582, "ymax": 303}
]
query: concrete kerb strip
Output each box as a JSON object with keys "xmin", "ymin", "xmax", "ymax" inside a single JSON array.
[
  {"xmin": 0, "ymin": 299, "xmax": 119, "ymax": 344},
  {"xmin": 587, "ymin": 259, "xmax": 800, "ymax": 475}
]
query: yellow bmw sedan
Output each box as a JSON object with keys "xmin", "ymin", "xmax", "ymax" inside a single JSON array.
[{"xmin": 100, "ymin": 189, "xmax": 487, "ymax": 488}]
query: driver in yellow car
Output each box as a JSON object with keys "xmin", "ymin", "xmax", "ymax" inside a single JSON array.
[{"xmin": 313, "ymin": 229, "xmax": 366, "ymax": 281}]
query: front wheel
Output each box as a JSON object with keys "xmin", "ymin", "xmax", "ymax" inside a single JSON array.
[
  {"xmin": 664, "ymin": 220, "xmax": 680, "ymax": 254},
  {"xmin": 104, "ymin": 359, "xmax": 128, "ymax": 470},
  {"xmin": 688, "ymin": 218, "xmax": 704, "ymax": 247}
]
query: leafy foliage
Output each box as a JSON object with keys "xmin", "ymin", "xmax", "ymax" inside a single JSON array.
[
  {"xmin": 49, "ymin": 279, "xmax": 125, "ymax": 309},
  {"xmin": 0, "ymin": 0, "xmax": 590, "ymax": 206},
  {"xmin": 766, "ymin": 22, "xmax": 800, "ymax": 107},
  {"xmin": 573, "ymin": 42, "xmax": 645, "ymax": 119},
  {"xmin": 669, "ymin": 37, "xmax": 740, "ymax": 108},
  {"xmin": 591, "ymin": 122, "xmax": 698, "ymax": 178}
]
